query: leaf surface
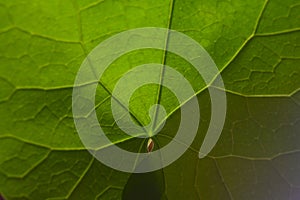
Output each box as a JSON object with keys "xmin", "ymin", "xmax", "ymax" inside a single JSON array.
[{"xmin": 0, "ymin": 0, "xmax": 299, "ymax": 199}]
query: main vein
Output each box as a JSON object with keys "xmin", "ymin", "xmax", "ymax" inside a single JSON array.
[{"xmin": 151, "ymin": 0, "xmax": 176, "ymax": 134}]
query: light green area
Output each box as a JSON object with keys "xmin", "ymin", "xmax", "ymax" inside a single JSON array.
[{"xmin": 0, "ymin": 0, "xmax": 299, "ymax": 199}]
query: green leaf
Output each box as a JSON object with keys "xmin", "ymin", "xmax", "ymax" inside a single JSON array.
[{"xmin": 0, "ymin": 0, "xmax": 299, "ymax": 199}]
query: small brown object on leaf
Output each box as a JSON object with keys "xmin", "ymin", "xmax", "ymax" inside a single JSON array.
[{"xmin": 147, "ymin": 138, "xmax": 154, "ymax": 152}]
